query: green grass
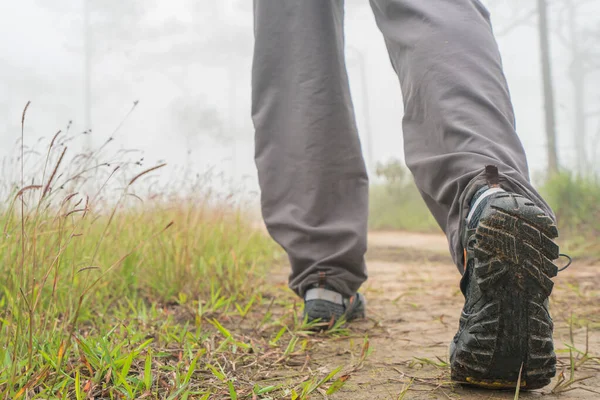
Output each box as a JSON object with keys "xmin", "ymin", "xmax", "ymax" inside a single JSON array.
[
  {"xmin": 0, "ymin": 107, "xmax": 358, "ymax": 399},
  {"xmin": 541, "ymin": 172, "xmax": 600, "ymax": 259},
  {"xmin": 370, "ymin": 160, "xmax": 600, "ymax": 259},
  {"xmin": 369, "ymin": 184, "xmax": 439, "ymax": 232},
  {"xmin": 6, "ymin": 109, "xmax": 597, "ymax": 398},
  {"xmin": 369, "ymin": 160, "xmax": 439, "ymax": 232},
  {"xmin": 0, "ymin": 181, "xmax": 282, "ymax": 398}
]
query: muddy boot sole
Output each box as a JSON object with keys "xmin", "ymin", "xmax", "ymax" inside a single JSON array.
[{"xmin": 451, "ymin": 193, "xmax": 559, "ymax": 390}]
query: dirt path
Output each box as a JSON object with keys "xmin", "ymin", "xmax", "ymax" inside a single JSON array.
[{"xmin": 271, "ymin": 231, "xmax": 600, "ymax": 399}]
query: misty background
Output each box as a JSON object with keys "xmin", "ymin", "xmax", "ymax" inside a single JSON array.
[{"xmin": 1, "ymin": 0, "xmax": 599, "ymax": 199}]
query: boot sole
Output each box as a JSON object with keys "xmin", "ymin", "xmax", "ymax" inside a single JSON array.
[{"xmin": 451, "ymin": 193, "xmax": 559, "ymax": 390}]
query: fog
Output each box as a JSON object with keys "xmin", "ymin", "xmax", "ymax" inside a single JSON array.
[{"xmin": 1, "ymin": 0, "xmax": 599, "ymax": 197}]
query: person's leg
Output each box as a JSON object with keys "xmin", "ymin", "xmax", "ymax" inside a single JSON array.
[
  {"xmin": 368, "ymin": 0, "xmax": 554, "ymax": 269},
  {"xmin": 369, "ymin": 0, "xmax": 560, "ymax": 389},
  {"xmin": 252, "ymin": 0, "xmax": 368, "ymax": 299}
]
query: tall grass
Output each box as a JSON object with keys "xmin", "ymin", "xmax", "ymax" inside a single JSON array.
[
  {"xmin": 0, "ymin": 105, "xmax": 282, "ymax": 398},
  {"xmin": 369, "ymin": 184, "xmax": 439, "ymax": 232},
  {"xmin": 368, "ymin": 160, "xmax": 439, "ymax": 232},
  {"xmin": 541, "ymin": 172, "xmax": 600, "ymax": 258},
  {"xmin": 369, "ymin": 160, "xmax": 600, "ymax": 259}
]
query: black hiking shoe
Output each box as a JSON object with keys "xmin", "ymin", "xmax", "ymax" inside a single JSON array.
[
  {"xmin": 303, "ymin": 287, "xmax": 366, "ymax": 330},
  {"xmin": 450, "ymin": 172, "xmax": 564, "ymax": 390}
]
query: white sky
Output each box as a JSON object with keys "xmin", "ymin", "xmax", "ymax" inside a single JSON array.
[{"xmin": 0, "ymin": 0, "xmax": 598, "ymax": 196}]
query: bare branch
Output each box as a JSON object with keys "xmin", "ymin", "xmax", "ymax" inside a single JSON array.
[
  {"xmin": 552, "ymin": 3, "xmax": 572, "ymax": 47},
  {"xmin": 494, "ymin": 8, "xmax": 537, "ymax": 36}
]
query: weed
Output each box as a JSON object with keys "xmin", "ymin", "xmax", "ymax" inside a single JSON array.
[
  {"xmin": 369, "ymin": 160, "xmax": 439, "ymax": 232},
  {"xmin": 412, "ymin": 356, "xmax": 449, "ymax": 369},
  {"xmin": 397, "ymin": 378, "xmax": 414, "ymax": 399},
  {"xmin": 0, "ymin": 104, "xmax": 305, "ymax": 398},
  {"xmin": 514, "ymin": 363, "xmax": 523, "ymax": 399},
  {"xmin": 552, "ymin": 318, "xmax": 599, "ymax": 395},
  {"xmin": 541, "ymin": 172, "xmax": 600, "ymax": 259},
  {"xmin": 0, "ymin": 104, "xmax": 385, "ymax": 399}
]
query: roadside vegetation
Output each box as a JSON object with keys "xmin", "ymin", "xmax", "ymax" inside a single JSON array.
[
  {"xmin": 370, "ymin": 159, "xmax": 600, "ymax": 259},
  {"xmin": 0, "ymin": 108, "xmax": 364, "ymax": 399},
  {"xmin": 541, "ymin": 172, "xmax": 600, "ymax": 259},
  {"xmin": 368, "ymin": 160, "xmax": 438, "ymax": 233},
  {"xmin": 2, "ymin": 104, "xmax": 597, "ymax": 398}
]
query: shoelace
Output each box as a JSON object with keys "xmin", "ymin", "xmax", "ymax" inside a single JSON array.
[{"xmin": 558, "ymin": 253, "xmax": 572, "ymax": 272}]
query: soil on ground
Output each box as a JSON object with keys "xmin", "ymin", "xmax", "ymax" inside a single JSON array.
[{"xmin": 268, "ymin": 231, "xmax": 600, "ymax": 399}]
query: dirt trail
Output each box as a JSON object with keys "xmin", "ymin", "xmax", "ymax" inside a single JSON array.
[{"xmin": 272, "ymin": 231, "xmax": 600, "ymax": 399}]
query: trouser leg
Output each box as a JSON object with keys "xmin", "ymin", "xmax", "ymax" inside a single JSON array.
[
  {"xmin": 369, "ymin": 0, "xmax": 555, "ymax": 272},
  {"xmin": 252, "ymin": 0, "xmax": 368, "ymax": 297}
]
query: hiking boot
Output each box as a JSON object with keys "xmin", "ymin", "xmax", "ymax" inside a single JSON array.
[
  {"xmin": 450, "ymin": 176, "xmax": 562, "ymax": 390},
  {"xmin": 303, "ymin": 286, "xmax": 366, "ymax": 330}
]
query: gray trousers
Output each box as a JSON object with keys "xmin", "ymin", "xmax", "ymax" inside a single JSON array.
[{"xmin": 252, "ymin": 0, "xmax": 554, "ymax": 298}]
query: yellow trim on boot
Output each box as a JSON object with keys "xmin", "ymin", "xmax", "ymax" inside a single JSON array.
[{"xmin": 465, "ymin": 377, "xmax": 526, "ymax": 389}]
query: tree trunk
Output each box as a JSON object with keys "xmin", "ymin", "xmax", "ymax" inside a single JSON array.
[
  {"xmin": 571, "ymin": 65, "xmax": 587, "ymax": 173},
  {"xmin": 537, "ymin": 0, "xmax": 559, "ymax": 175},
  {"xmin": 84, "ymin": 0, "xmax": 92, "ymax": 150},
  {"xmin": 566, "ymin": 1, "xmax": 587, "ymax": 173}
]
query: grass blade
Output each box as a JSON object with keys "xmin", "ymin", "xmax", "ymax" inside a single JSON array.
[
  {"xmin": 514, "ymin": 363, "xmax": 524, "ymax": 399},
  {"xmin": 228, "ymin": 380, "xmax": 238, "ymax": 400},
  {"xmin": 144, "ymin": 351, "xmax": 152, "ymax": 392}
]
